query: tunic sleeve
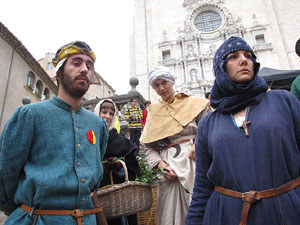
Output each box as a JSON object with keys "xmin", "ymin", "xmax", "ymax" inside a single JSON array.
[
  {"xmin": 286, "ymin": 92, "xmax": 300, "ymax": 149},
  {"xmin": 99, "ymin": 119, "xmax": 109, "ymax": 161},
  {"xmin": 96, "ymin": 118, "xmax": 108, "ymax": 189},
  {"xmin": 186, "ymin": 119, "xmax": 214, "ymax": 225},
  {"xmin": 0, "ymin": 106, "xmax": 34, "ymax": 215},
  {"xmin": 144, "ymin": 142, "xmax": 162, "ymax": 169}
]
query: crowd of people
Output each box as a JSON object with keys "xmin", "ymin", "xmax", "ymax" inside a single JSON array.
[{"xmin": 0, "ymin": 36, "xmax": 300, "ymax": 225}]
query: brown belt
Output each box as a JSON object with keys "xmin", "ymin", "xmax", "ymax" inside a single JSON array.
[
  {"xmin": 164, "ymin": 138, "xmax": 191, "ymax": 150},
  {"xmin": 215, "ymin": 176, "xmax": 300, "ymax": 225},
  {"xmin": 21, "ymin": 204, "xmax": 102, "ymax": 225}
]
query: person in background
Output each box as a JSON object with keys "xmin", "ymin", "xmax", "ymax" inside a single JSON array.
[
  {"xmin": 140, "ymin": 66, "xmax": 208, "ymax": 225},
  {"xmin": 0, "ymin": 41, "xmax": 108, "ymax": 225},
  {"xmin": 94, "ymin": 99, "xmax": 141, "ymax": 225},
  {"xmin": 186, "ymin": 36, "xmax": 300, "ymax": 225},
  {"xmin": 141, "ymin": 100, "xmax": 151, "ymax": 127},
  {"xmin": 125, "ymin": 98, "xmax": 143, "ymax": 156},
  {"xmin": 290, "ymin": 38, "xmax": 300, "ymax": 100}
]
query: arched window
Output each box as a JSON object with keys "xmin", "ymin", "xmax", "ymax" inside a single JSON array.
[
  {"xmin": 42, "ymin": 87, "xmax": 50, "ymax": 100},
  {"xmin": 194, "ymin": 10, "xmax": 222, "ymax": 32},
  {"xmin": 26, "ymin": 72, "xmax": 35, "ymax": 90},
  {"xmin": 35, "ymin": 80, "xmax": 43, "ymax": 98}
]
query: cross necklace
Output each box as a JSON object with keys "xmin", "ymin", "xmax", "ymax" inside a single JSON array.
[{"xmin": 231, "ymin": 106, "xmax": 251, "ymax": 137}]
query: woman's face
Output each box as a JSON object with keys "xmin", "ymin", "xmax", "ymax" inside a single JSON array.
[
  {"xmin": 152, "ymin": 78, "xmax": 175, "ymax": 101},
  {"xmin": 99, "ymin": 106, "xmax": 114, "ymax": 126},
  {"xmin": 225, "ymin": 50, "xmax": 255, "ymax": 83}
]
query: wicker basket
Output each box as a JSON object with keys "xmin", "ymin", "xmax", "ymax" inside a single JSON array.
[
  {"xmin": 137, "ymin": 185, "xmax": 158, "ymax": 225},
  {"xmin": 97, "ymin": 160, "xmax": 153, "ymax": 219}
]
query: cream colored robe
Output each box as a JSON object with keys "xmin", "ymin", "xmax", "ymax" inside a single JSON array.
[{"xmin": 141, "ymin": 93, "xmax": 208, "ymax": 225}]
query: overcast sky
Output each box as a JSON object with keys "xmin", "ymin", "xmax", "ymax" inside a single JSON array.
[{"xmin": 0, "ymin": 0, "xmax": 134, "ymax": 94}]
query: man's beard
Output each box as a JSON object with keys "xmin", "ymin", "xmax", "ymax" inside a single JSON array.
[{"xmin": 60, "ymin": 72, "xmax": 90, "ymax": 99}]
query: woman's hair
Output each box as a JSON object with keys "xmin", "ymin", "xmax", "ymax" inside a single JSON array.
[
  {"xmin": 100, "ymin": 101, "xmax": 115, "ymax": 113},
  {"xmin": 145, "ymin": 100, "xmax": 151, "ymax": 105}
]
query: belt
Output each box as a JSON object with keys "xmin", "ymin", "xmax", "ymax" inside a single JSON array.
[
  {"xmin": 163, "ymin": 139, "xmax": 191, "ymax": 150},
  {"xmin": 215, "ymin": 176, "xmax": 300, "ymax": 225},
  {"xmin": 21, "ymin": 204, "xmax": 102, "ymax": 225}
]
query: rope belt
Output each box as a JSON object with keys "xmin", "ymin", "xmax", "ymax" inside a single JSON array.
[
  {"xmin": 21, "ymin": 204, "xmax": 102, "ymax": 225},
  {"xmin": 215, "ymin": 176, "xmax": 300, "ymax": 225}
]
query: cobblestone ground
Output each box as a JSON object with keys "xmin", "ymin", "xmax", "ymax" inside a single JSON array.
[{"xmin": 0, "ymin": 211, "xmax": 7, "ymax": 225}]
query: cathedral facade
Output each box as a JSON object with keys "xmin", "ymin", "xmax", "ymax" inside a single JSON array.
[{"xmin": 130, "ymin": 0, "xmax": 300, "ymax": 102}]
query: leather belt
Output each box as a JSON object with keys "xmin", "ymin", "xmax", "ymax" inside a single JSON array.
[
  {"xmin": 163, "ymin": 138, "xmax": 191, "ymax": 150},
  {"xmin": 21, "ymin": 204, "xmax": 102, "ymax": 225},
  {"xmin": 215, "ymin": 176, "xmax": 300, "ymax": 225}
]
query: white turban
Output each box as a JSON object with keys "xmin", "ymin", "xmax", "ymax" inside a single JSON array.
[{"xmin": 149, "ymin": 66, "xmax": 176, "ymax": 86}]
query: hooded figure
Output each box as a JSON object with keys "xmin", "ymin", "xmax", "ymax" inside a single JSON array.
[
  {"xmin": 94, "ymin": 99, "xmax": 141, "ymax": 225},
  {"xmin": 94, "ymin": 99, "xmax": 140, "ymax": 180},
  {"xmin": 94, "ymin": 99, "xmax": 118, "ymax": 131},
  {"xmin": 186, "ymin": 37, "xmax": 300, "ymax": 225}
]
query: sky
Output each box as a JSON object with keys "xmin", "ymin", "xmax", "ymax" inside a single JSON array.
[{"xmin": 0, "ymin": 0, "xmax": 134, "ymax": 95}]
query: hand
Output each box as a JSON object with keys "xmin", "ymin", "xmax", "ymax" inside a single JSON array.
[
  {"xmin": 189, "ymin": 144, "xmax": 196, "ymax": 160},
  {"xmin": 163, "ymin": 166, "xmax": 177, "ymax": 182},
  {"xmin": 158, "ymin": 161, "xmax": 177, "ymax": 182}
]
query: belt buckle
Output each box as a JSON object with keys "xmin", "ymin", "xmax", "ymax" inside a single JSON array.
[
  {"xmin": 242, "ymin": 192, "xmax": 249, "ymax": 202},
  {"xmin": 29, "ymin": 206, "xmax": 36, "ymax": 219},
  {"xmin": 72, "ymin": 209, "xmax": 84, "ymax": 218},
  {"xmin": 242, "ymin": 191, "xmax": 259, "ymax": 202}
]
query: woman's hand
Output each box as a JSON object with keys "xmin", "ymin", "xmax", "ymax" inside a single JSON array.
[
  {"xmin": 189, "ymin": 144, "xmax": 196, "ymax": 160},
  {"xmin": 158, "ymin": 161, "xmax": 177, "ymax": 182}
]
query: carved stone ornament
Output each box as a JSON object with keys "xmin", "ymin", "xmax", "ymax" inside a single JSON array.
[
  {"xmin": 178, "ymin": 0, "xmax": 245, "ymax": 40},
  {"xmin": 183, "ymin": 0, "xmax": 224, "ymax": 7},
  {"xmin": 180, "ymin": 1, "xmax": 228, "ymax": 38}
]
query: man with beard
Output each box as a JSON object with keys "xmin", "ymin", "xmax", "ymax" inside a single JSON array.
[{"xmin": 0, "ymin": 41, "xmax": 108, "ymax": 225}]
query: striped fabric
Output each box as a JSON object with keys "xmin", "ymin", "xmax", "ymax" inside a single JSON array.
[{"xmin": 125, "ymin": 107, "xmax": 143, "ymax": 129}]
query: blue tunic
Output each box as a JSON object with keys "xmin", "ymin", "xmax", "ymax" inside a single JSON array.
[
  {"xmin": 186, "ymin": 90, "xmax": 300, "ymax": 225},
  {"xmin": 0, "ymin": 96, "xmax": 108, "ymax": 225}
]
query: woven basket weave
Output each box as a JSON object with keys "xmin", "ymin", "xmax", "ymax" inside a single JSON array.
[
  {"xmin": 97, "ymin": 160, "xmax": 153, "ymax": 219},
  {"xmin": 137, "ymin": 185, "xmax": 157, "ymax": 225}
]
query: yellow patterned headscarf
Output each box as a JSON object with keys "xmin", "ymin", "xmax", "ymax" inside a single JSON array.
[{"xmin": 52, "ymin": 41, "xmax": 96, "ymax": 69}]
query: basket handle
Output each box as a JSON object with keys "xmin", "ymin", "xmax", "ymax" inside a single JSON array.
[{"xmin": 108, "ymin": 160, "xmax": 128, "ymax": 185}]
